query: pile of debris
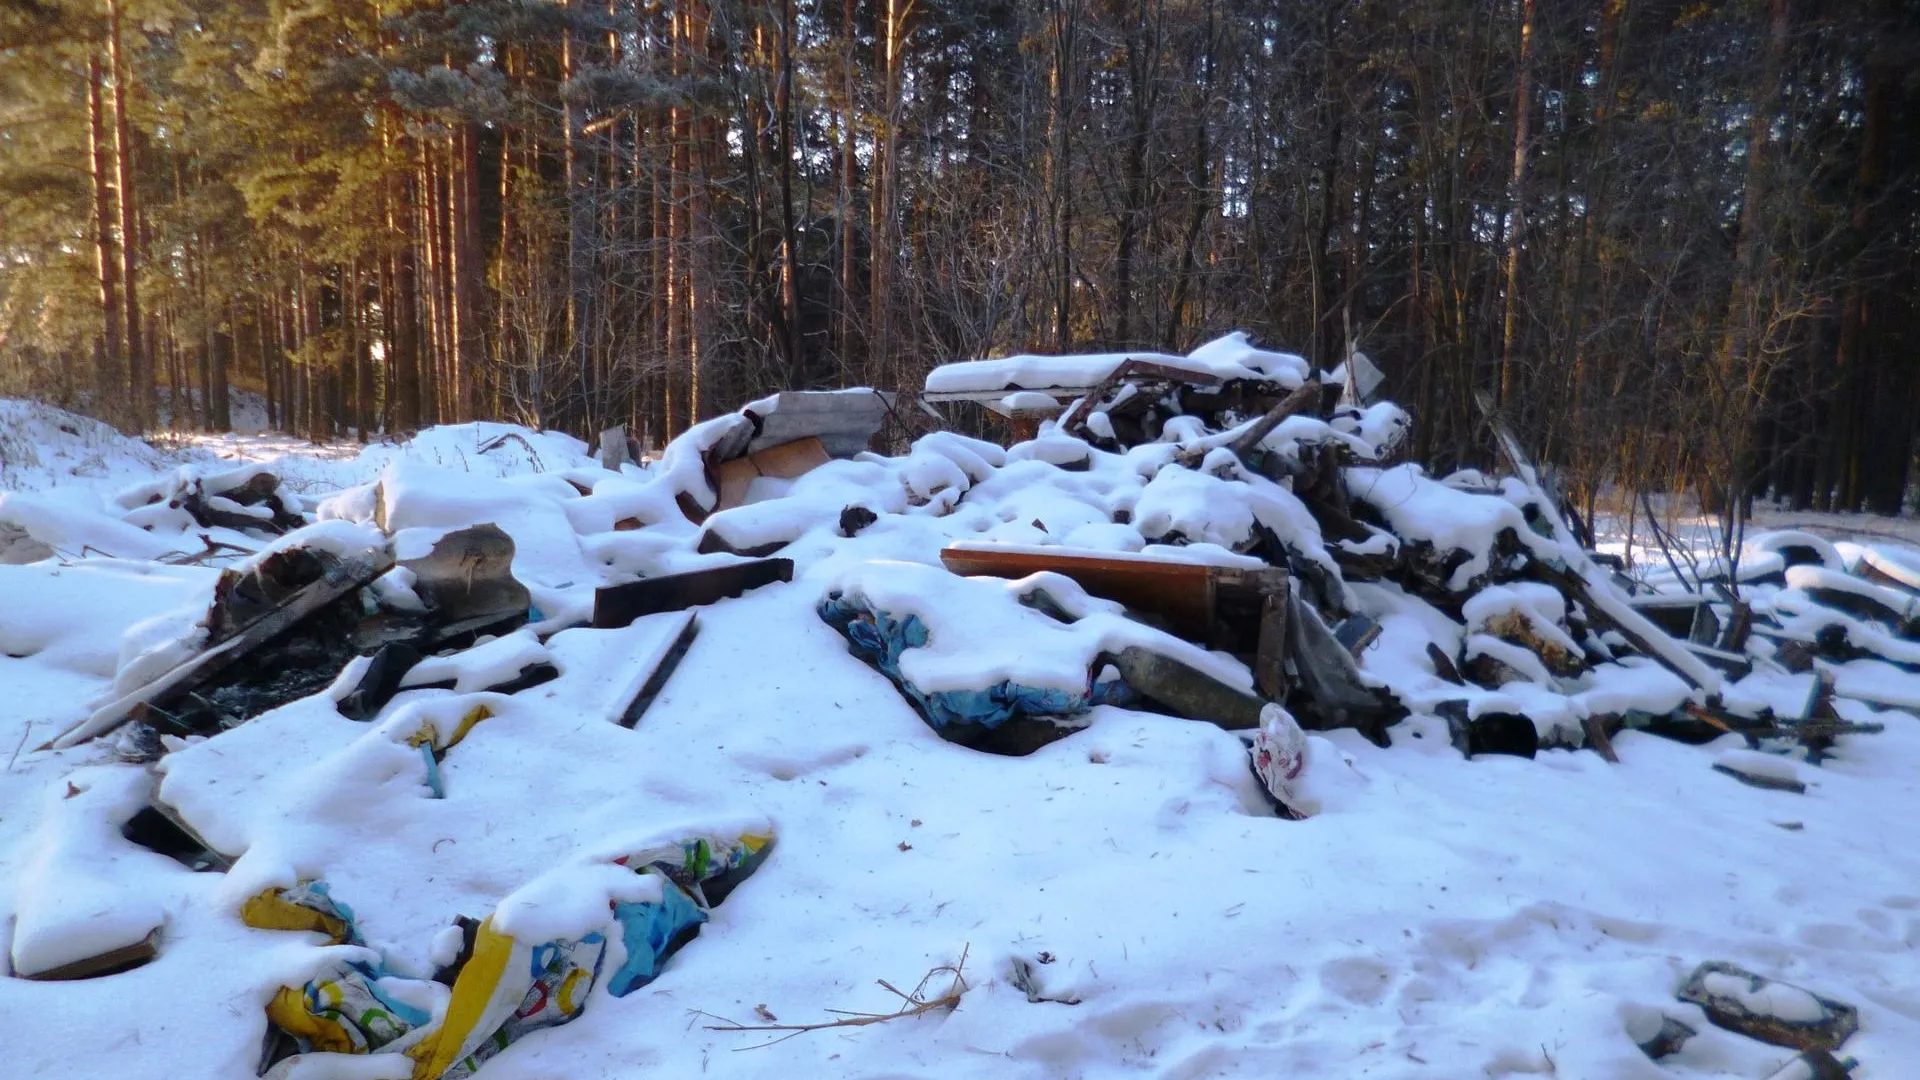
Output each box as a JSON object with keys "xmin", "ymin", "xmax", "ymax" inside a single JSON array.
[
  {"xmin": 17, "ymin": 332, "xmax": 1906, "ymax": 1076},
  {"xmin": 40, "ymin": 333, "xmax": 1909, "ymax": 803}
]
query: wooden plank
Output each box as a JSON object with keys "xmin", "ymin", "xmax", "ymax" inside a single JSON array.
[
  {"xmin": 17, "ymin": 928, "xmax": 160, "ymax": 981},
  {"xmin": 714, "ymin": 438, "xmax": 832, "ymax": 512},
  {"xmin": 612, "ymin": 612, "xmax": 701, "ymax": 728},
  {"xmin": 1712, "ymin": 762, "xmax": 1807, "ymax": 794},
  {"xmin": 939, "ymin": 546, "xmax": 1218, "ymax": 641},
  {"xmin": 1056, "ymin": 359, "xmax": 1141, "ymax": 438},
  {"xmin": 1582, "ymin": 715, "xmax": 1621, "ymax": 763},
  {"xmin": 592, "ymin": 558, "xmax": 794, "ymax": 629}
]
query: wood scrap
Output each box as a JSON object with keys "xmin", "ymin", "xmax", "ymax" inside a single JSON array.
[
  {"xmin": 1712, "ymin": 761, "xmax": 1807, "ymax": 794},
  {"xmin": 16, "ymin": 928, "xmax": 160, "ymax": 981},
  {"xmin": 592, "ymin": 558, "xmax": 794, "ymax": 629},
  {"xmin": 611, "ymin": 612, "xmax": 701, "ymax": 727},
  {"xmin": 48, "ymin": 545, "xmax": 393, "ymax": 748}
]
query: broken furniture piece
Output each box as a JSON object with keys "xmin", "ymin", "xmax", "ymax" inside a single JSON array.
[
  {"xmin": 937, "ymin": 542, "xmax": 1398, "ymax": 742},
  {"xmin": 668, "ymin": 391, "xmax": 893, "ymax": 524},
  {"xmin": 939, "ymin": 542, "xmax": 1285, "ymax": 650},
  {"xmin": 744, "ymin": 390, "xmax": 894, "ymax": 459},
  {"xmin": 922, "ymin": 337, "xmax": 1308, "ymax": 447}
]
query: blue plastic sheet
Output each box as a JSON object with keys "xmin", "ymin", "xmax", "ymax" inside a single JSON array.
[
  {"xmin": 607, "ymin": 877, "xmax": 709, "ymax": 997},
  {"xmin": 818, "ymin": 593, "xmax": 1134, "ymax": 739}
]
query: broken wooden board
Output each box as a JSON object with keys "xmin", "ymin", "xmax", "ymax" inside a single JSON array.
[
  {"xmin": 1676, "ymin": 961, "xmax": 1859, "ymax": 1052},
  {"xmin": 1254, "ymin": 589, "xmax": 1289, "ymax": 700},
  {"xmin": 15, "ymin": 927, "xmax": 160, "ymax": 981},
  {"xmin": 1533, "ymin": 561, "xmax": 1723, "ymax": 694},
  {"xmin": 1630, "ymin": 594, "xmax": 1715, "ymax": 639},
  {"xmin": 1712, "ymin": 761, "xmax": 1807, "ymax": 794},
  {"xmin": 939, "ymin": 542, "xmax": 1287, "ymax": 645},
  {"xmin": 1172, "ymin": 378, "xmax": 1322, "ymax": 470},
  {"xmin": 1472, "ymin": 390, "xmax": 1722, "ymax": 695},
  {"xmin": 49, "ymin": 545, "xmax": 394, "ymax": 748},
  {"xmin": 592, "ymin": 558, "xmax": 794, "ymax": 629},
  {"xmin": 609, "ymin": 611, "xmax": 700, "ymax": 727},
  {"xmin": 598, "ymin": 424, "xmax": 641, "ymax": 471},
  {"xmin": 715, "ymin": 457, "xmax": 759, "ymax": 513}
]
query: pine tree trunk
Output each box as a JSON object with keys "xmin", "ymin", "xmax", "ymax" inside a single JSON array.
[
  {"xmin": 837, "ymin": 0, "xmax": 858, "ymax": 375},
  {"xmin": 1498, "ymin": 0, "xmax": 1536, "ymax": 407},
  {"xmin": 85, "ymin": 53, "xmax": 125, "ymax": 426},
  {"xmin": 776, "ymin": 0, "xmax": 802, "ymax": 376},
  {"xmin": 389, "ymin": 122, "xmax": 422, "ymax": 429},
  {"xmin": 454, "ymin": 121, "xmax": 483, "ymax": 423},
  {"xmin": 105, "ymin": 0, "xmax": 148, "ymax": 428},
  {"xmin": 564, "ymin": 2, "xmax": 596, "ymax": 433}
]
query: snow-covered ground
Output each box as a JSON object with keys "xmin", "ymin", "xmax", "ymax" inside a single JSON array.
[{"xmin": 2, "ymin": 398, "xmax": 1918, "ymax": 1080}]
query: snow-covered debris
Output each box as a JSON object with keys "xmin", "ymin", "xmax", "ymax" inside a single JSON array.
[{"xmin": 6, "ymin": 336, "xmax": 1920, "ymax": 1079}]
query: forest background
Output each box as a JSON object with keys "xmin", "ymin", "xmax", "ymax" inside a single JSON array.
[{"xmin": 1, "ymin": 0, "xmax": 1916, "ymax": 519}]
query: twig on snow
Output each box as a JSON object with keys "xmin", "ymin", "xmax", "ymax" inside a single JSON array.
[
  {"xmin": 8, "ymin": 722, "xmax": 31, "ymax": 771},
  {"xmin": 475, "ymin": 431, "xmax": 545, "ymax": 472},
  {"xmin": 699, "ymin": 944, "xmax": 971, "ymax": 1050}
]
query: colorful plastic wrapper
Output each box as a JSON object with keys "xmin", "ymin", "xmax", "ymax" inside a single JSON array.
[
  {"xmin": 264, "ymin": 951, "xmax": 434, "ymax": 1058},
  {"xmin": 242, "ymin": 879, "xmax": 360, "ymax": 945},
  {"xmin": 610, "ymin": 828, "xmax": 774, "ymax": 897},
  {"xmin": 259, "ymin": 824, "xmax": 775, "ymax": 1078},
  {"xmin": 818, "ymin": 594, "xmax": 1133, "ymax": 739},
  {"xmin": 1250, "ymin": 703, "xmax": 1312, "ymax": 818},
  {"xmin": 410, "ymin": 922, "xmax": 607, "ymax": 1080}
]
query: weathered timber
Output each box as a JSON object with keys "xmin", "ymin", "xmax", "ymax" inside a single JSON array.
[
  {"xmin": 592, "ymin": 558, "xmax": 794, "ymax": 629},
  {"xmin": 611, "ymin": 611, "xmax": 700, "ymax": 727},
  {"xmin": 16, "ymin": 928, "xmax": 160, "ymax": 981}
]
